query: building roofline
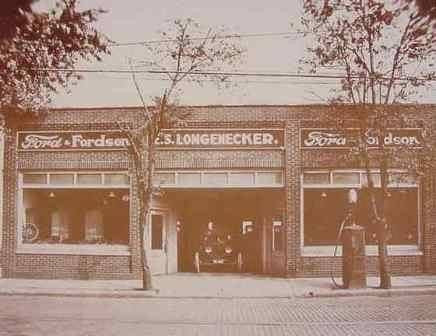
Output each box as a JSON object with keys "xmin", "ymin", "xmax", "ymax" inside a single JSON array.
[{"xmin": 48, "ymin": 103, "xmax": 436, "ymax": 112}]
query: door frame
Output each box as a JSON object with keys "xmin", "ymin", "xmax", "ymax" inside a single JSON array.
[{"xmin": 147, "ymin": 208, "xmax": 169, "ymax": 274}]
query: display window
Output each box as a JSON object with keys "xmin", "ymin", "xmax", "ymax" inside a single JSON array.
[
  {"xmin": 302, "ymin": 170, "xmax": 420, "ymax": 248},
  {"xmin": 19, "ymin": 172, "xmax": 130, "ymax": 248}
]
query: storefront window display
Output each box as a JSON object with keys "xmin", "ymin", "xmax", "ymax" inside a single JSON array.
[
  {"xmin": 20, "ymin": 172, "xmax": 130, "ymax": 245},
  {"xmin": 302, "ymin": 170, "xmax": 419, "ymax": 247}
]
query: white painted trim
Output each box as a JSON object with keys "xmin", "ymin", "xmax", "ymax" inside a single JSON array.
[
  {"xmin": 16, "ymin": 244, "xmax": 130, "ymax": 256},
  {"xmin": 301, "ymin": 245, "xmax": 423, "ymax": 257}
]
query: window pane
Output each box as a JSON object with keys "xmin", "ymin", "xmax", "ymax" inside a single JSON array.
[
  {"xmin": 361, "ymin": 173, "xmax": 381, "ymax": 187},
  {"xmin": 388, "ymin": 173, "xmax": 417, "ymax": 186},
  {"xmin": 386, "ymin": 189, "xmax": 418, "ymax": 244},
  {"xmin": 154, "ymin": 173, "xmax": 176, "ymax": 185},
  {"xmin": 84, "ymin": 209, "xmax": 104, "ymax": 242},
  {"xmin": 104, "ymin": 173, "xmax": 129, "ymax": 185},
  {"xmin": 77, "ymin": 174, "xmax": 102, "ymax": 185},
  {"xmin": 23, "ymin": 208, "xmax": 39, "ymax": 243},
  {"xmin": 242, "ymin": 221, "xmax": 253, "ymax": 235},
  {"xmin": 356, "ymin": 188, "xmax": 418, "ymax": 245},
  {"xmin": 304, "ymin": 189, "xmax": 348, "ymax": 245},
  {"xmin": 151, "ymin": 214, "xmax": 163, "ymax": 250},
  {"xmin": 257, "ymin": 172, "xmax": 283, "ymax": 185},
  {"xmin": 49, "ymin": 174, "xmax": 74, "ymax": 185},
  {"xmin": 178, "ymin": 173, "xmax": 201, "ymax": 185},
  {"xmin": 332, "ymin": 172, "xmax": 360, "ymax": 185},
  {"xmin": 303, "ymin": 172, "xmax": 330, "ymax": 185},
  {"xmin": 22, "ymin": 189, "xmax": 129, "ymax": 244},
  {"xmin": 272, "ymin": 221, "xmax": 284, "ymax": 252},
  {"xmin": 203, "ymin": 173, "xmax": 227, "ymax": 185},
  {"xmin": 23, "ymin": 174, "xmax": 47, "ymax": 184},
  {"xmin": 228, "ymin": 173, "xmax": 255, "ymax": 185}
]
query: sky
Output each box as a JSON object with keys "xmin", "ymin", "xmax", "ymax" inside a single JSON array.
[{"xmin": 34, "ymin": 0, "xmax": 435, "ymax": 108}]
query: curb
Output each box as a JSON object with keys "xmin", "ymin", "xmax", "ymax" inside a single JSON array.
[
  {"xmin": 296, "ymin": 287, "xmax": 436, "ymax": 299},
  {"xmin": 0, "ymin": 287, "xmax": 435, "ymax": 299},
  {"xmin": 0, "ymin": 289, "xmax": 159, "ymax": 299}
]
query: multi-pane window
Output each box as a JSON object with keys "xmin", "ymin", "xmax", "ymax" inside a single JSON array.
[
  {"xmin": 21, "ymin": 172, "xmax": 130, "ymax": 245},
  {"xmin": 153, "ymin": 170, "xmax": 284, "ymax": 187},
  {"xmin": 303, "ymin": 170, "xmax": 419, "ymax": 246},
  {"xmin": 272, "ymin": 220, "xmax": 284, "ymax": 252}
]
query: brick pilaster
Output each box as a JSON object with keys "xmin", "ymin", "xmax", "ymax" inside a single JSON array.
[{"xmin": 284, "ymin": 120, "xmax": 301, "ymax": 277}]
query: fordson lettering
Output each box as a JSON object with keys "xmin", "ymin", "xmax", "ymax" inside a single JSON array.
[{"xmin": 71, "ymin": 134, "xmax": 129, "ymax": 148}]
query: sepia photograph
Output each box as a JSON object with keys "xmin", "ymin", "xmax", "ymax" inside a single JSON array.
[{"xmin": 0, "ymin": 0, "xmax": 436, "ymax": 335}]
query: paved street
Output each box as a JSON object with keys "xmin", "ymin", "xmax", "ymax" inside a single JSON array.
[{"xmin": 0, "ymin": 294, "xmax": 435, "ymax": 335}]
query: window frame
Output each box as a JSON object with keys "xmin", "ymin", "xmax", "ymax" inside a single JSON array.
[
  {"xmin": 301, "ymin": 169, "xmax": 421, "ymax": 256},
  {"xmin": 272, "ymin": 220, "xmax": 285, "ymax": 253},
  {"xmin": 17, "ymin": 171, "xmax": 131, "ymax": 256},
  {"xmin": 154, "ymin": 170, "xmax": 284, "ymax": 188}
]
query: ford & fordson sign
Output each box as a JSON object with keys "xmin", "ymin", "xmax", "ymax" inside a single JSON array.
[{"xmin": 300, "ymin": 128, "xmax": 423, "ymax": 149}]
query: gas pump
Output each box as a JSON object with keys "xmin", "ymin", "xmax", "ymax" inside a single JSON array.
[{"xmin": 341, "ymin": 189, "xmax": 367, "ymax": 289}]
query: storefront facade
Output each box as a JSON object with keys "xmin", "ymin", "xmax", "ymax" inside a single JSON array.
[{"xmin": 1, "ymin": 105, "xmax": 435, "ymax": 279}]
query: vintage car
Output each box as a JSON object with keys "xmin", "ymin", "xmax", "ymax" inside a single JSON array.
[{"xmin": 194, "ymin": 230, "xmax": 242, "ymax": 273}]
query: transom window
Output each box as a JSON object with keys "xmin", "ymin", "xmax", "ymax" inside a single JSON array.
[
  {"xmin": 22, "ymin": 172, "xmax": 130, "ymax": 187},
  {"xmin": 154, "ymin": 170, "xmax": 283, "ymax": 188}
]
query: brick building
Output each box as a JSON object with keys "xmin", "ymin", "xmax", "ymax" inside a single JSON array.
[{"xmin": 1, "ymin": 104, "xmax": 435, "ymax": 279}]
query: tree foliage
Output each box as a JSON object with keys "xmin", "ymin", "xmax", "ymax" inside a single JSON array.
[
  {"xmin": 0, "ymin": 0, "xmax": 109, "ymax": 117},
  {"xmin": 413, "ymin": 0, "xmax": 436, "ymax": 20},
  {"xmin": 118, "ymin": 18, "xmax": 245, "ymax": 289},
  {"xmin": 301, "ymin": 0, "xmax": 435, "ymax": 104}
]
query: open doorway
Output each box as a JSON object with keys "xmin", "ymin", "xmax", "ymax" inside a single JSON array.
[{"xmin": 167, "ymin": 190, "xmax": 282, "ymax": 274}]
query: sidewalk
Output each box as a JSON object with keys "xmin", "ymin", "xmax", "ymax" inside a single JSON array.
[{"xmin": 0, "ymin": 273, "xmax": 435, "ymax": 299}]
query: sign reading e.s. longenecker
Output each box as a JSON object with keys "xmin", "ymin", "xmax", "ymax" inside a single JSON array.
[
  {"xmin": 156, "ymin": 129, "xmax": 284, "ymax": 148},
  {"xmin": 17, "ymin": 129, "xmax": 284, "ymax": 151}
]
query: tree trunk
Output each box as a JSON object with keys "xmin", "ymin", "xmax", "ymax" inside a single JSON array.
[
  {"xmin": 138, "ymin": 188, "xmax": 153, "ymax": 290},
  {"xmin": 139, "ymin": 220, "xmax": 153, "ymax": 290},
  {"xmin": 378, "ymin": 237, "xmax": 391, "ymax": 289},
  {"xmin": 378, "ymin": 142, "xmax": 392, "ymax": 289}
]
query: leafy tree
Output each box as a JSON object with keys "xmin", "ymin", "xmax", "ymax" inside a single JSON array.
[
  {"xmin": 413, "ymin": 0, "xmax": 436, "ymax": 19},
  {"xmin": 118, "ymin": 18, "xmax": 245, "ymax": 290},
  {"xmin": 0, "ymin": 0, "xmax": 109, "ymax": 118},
  {"xmin": 300, "ymin": 0, "xmax": 435, "ymax": 288}
]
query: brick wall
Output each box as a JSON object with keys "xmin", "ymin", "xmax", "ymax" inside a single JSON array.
[
  {"xmin": 14, "ymin": 254, "xmax": 133, "ymax": 279},
  {"xmin": 299, "ymin": 255, "xmax": 423, "ymax": 277}
]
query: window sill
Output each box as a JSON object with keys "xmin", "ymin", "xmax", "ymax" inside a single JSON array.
[
  {"xmin": 16, "ymin": 243, "xmax": 131, "ymax": 256},
  {"xmin": 302, "ymin": 245, "xmax": 422, "ymax": 257}
]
